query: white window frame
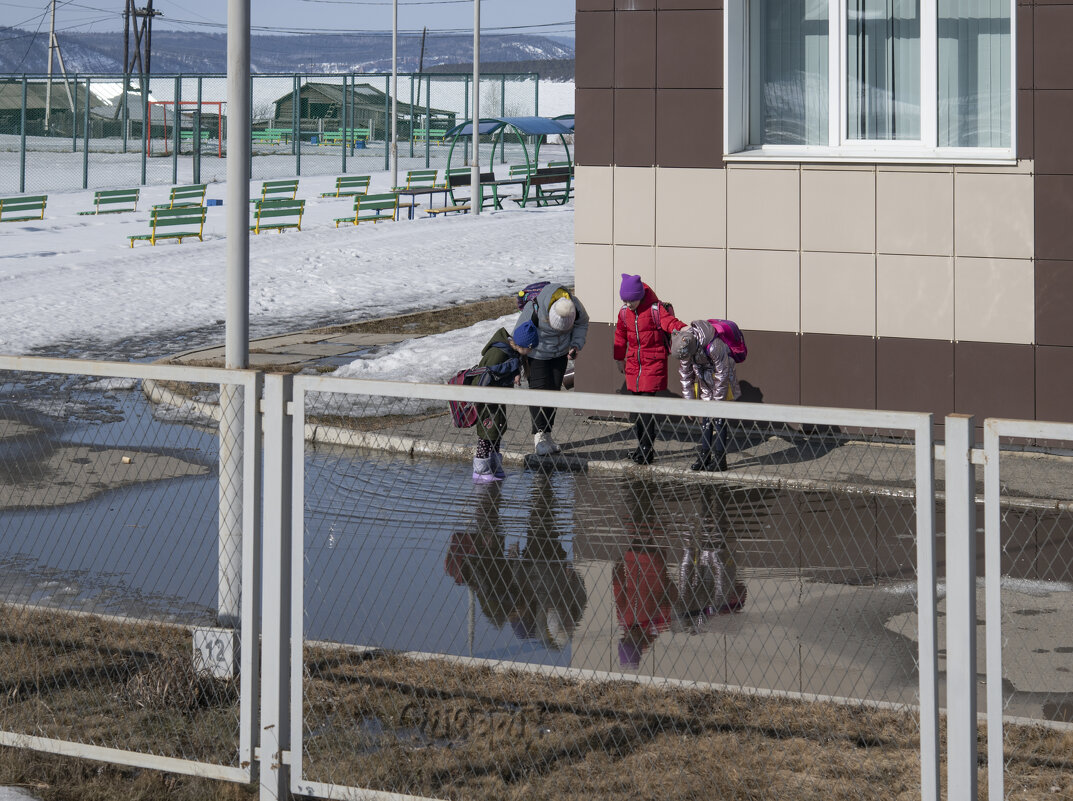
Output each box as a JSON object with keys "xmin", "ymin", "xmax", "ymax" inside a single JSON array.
[{"xmin": 724, "ymin": 0, "xmax": 1016, "ymax": 164}]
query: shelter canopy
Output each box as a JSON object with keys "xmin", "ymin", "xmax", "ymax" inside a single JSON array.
[{"xmin": 445, "ymin": 116, "xmax": 573, "ymax": 138}]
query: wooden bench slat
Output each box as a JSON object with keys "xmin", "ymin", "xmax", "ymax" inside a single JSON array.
[
  {"xmin": 250, "ymin": 199, "xmax": 305, "ymax": 234},
  {"xmin": 0, "ymin": 195, "xmax": 47, "ymax": 222},
  {"xmin": 129, "ymin": 206, "xmax": 206, "ymax": 246},
  {"xmin": 77, "ymin": 188, "xmax": 139, "ymax": 215},
  {"xmin": 320, "ymin": 175, "xmax": 371, "ymax": 198},
  {"xmin": 334, "ymin": 192, "xmax": 398, "ymax": 226}
]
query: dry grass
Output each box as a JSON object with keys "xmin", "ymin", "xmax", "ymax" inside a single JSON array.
[{"xmin": 2, "ymin": 609, "xmax": 1071, "ymax": 801}]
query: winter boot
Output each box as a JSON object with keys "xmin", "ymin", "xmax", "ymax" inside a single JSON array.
[
  {"xmin": 690, "ymin": 452, "xmax": 713, "ymax": 471},
  {"xmin": 534, "ymin": 431, "xmax": 559, "ymax": 457},
  {"xmin": 472, "ymin": 456, "xmax": 500, "ymax": 483},
  {"xmin": 491, "ymin": 451, "xmax": 506, "ymax": 480},
  {"xmin": 627, "ymin": 446, "xmax": 655, "ymax": 465}
]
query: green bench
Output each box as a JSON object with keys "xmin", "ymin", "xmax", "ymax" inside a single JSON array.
[
  {"xmin": 438, "ymin": 169, "xmax": 497, "ymax": 213},
  {"xmin": 180, "ymin": 130, "xmax": 212, "ymax": 143},
  {"xmin": 129, "ymin": 206, "xmax": 206, "ymax": 247},
  {"xmin": 250, "ymin": 198, "xmax": 306, "ymax": 234},
  {"xmin": 78, "ymin": 188, "xmax": 139, "ymax": 216},
  {"xmin": 252, "ymin": 128, "xmax": 292, "ymax": 145},
  {"xmin": 0, "ymin": 194, "xmax": 47, "ymax": 222},
  {"xmin": 153, "ymin": 184, "xmax": 207, "ymax": 210},
  {"xmin": 334, "ymin": 192, "xmax": 398, "ymax": 226},
  {"xmin": 509, "ymin": 163, "xmax": 535, "ymax": 179},
  {"xmin": 514, "ymin": 169, "xmax": 572, "ymax": 208},
  {"xmin": 319, "ymin": 128, "xmax": 371, "ymax": 146},
  {"xmin": 393, "ymin": 169, "xmax": 440, "ymax": 190},
  {"xmin": 320, "ymin": 175, "xmax": 371, "ymax": 198},
  {"xmin": 412, "ymin": 128, "xmax": 447, "ymax": 144},
  {"xmin": 252, "ymin": 179, "xmax": 299, "ymax": 202}
]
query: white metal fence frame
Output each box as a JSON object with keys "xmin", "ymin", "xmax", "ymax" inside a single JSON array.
[
  {"xmin": 982, "ymin": 416, "xmax": 1073, "ymax": 801},
  {"xmin": 0, "ymin": 355, "xmax": 262, "ymax": 785},
  {"xmin": 279, "ymin": 375, "xmax": 941, "ymax": 801}
]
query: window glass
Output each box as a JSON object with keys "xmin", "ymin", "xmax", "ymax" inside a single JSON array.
[
  {"xmin": 938, "ymin": 0, "xmax": 1011, "ymax": 147},
  {"xmin": 748, "ymin": 0, "xmax": 829, "ymax": 146},
  {"xmin": 847, "ymin": 0, "xmax": 921, "ymax": 141}
]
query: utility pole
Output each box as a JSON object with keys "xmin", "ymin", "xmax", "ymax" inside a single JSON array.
[
  {"xmin": 124, "ymin": 1, "xmax": 164, "ymax": 90},
  {"xmin": 43, "ymin": 0, "xmax": 74, "ymax": 134},
  {"xmin": 415, "ymin": 26, "xmax": 427, "ymax": 109}
]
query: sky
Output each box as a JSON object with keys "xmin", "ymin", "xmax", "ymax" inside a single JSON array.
[{"xmin": 2, "ymin": 0, "xmax": 577, "ymax": 39}]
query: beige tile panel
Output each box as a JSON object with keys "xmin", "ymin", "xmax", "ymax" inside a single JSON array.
[
  {"xmin": 656, "ymin": 246, "xmax": 727, "ymax": 322},
  {"xmin": 574, "ymin": 166, "xmax": 614, "ymax": 245},
  {"xmin": 954, "ymin": 172, "xmax": 1034, "ymax": 260},
  {"xmin": 954, "ymin": 257, "xmax": 1034, "ymax": 344},
  {"xmin": 575, "ymin": 244, "xmax": 616, "ymax": 324},
  {"xmin": 876, "ymin": 254, "xmax": 954, "ymax": 341},
  {"xmin": 876, "ymin": 170, "xmax": 954, "ymax": 256},
  {"xmin": 801, "ymin": 168, "xmax": 876, "ymax": 254},
  {"xmin": 613, "ymin": 167, "xmax": 656, "ymax": 246},
  {"xmin": 801, "ymin": 252, "xmax": 876, "ymax": 337},
  {"xmin": 655, "ymin": 167, "xmax": 726, "ymax": 248},
  {"xmin": 614, "ymin": 244, "xmax": 657, "ymax": 291},
  {"xmin": 726, "ymin": 249, "xmax": 799, "ymax": 333},
  {"xmin": 726, "ymin": 166, "xmax": 800, "ymax": 251}
]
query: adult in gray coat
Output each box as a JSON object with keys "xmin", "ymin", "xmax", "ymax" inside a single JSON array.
[{"xmin": 517, "ymin": 282, "xmax": 589, "ymax": 456}]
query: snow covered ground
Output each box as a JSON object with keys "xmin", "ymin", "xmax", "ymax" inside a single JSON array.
[{"xmin": 0, "ymin": 165, "xmax": 575, "ymax": 381}]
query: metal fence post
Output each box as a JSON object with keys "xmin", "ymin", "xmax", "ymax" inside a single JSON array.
[
  {"xmin": 82, "ymin": 76, "xmax": 90, "ymax": 188},
  {"xmin": 72, "ymin": 73, "xmax": 78, "ymax": 153},
  {"xmin": 341, "ymin": 74, "xmax": 347, "ymax": 174},
  {"xmin": 260, "ymin": 373, "xmax": 293, "ymax": 801},
  {"xmin": 294, "ymin": 75, "xmax": 301, "ymax": 176},
  {"xmin": 916, "ymin": 416, "xmax": 940, "ymax": 801},
  {"xmin": 534, "ymin": 72, "xmax": 539, "ymax": 116},
  {"xmin": 425, "ymin": 74, "xmax": 431, "ymax": 168},
  {"xmin": 172, "ymin": 75, "xmax": 181, "ymax": 184},
  {"xmin": 122, "ymin": 79, "xmax": 129, "ymax": 153},
  {"xmin": 383, "ymin": 74, "xmax": 390, "ymax": 172},
  {"xmin": 140, "ymin": 77, "xmax": 148, "ymax": 185},
  {"xmin": 194, "ymin": 77, "xmax": 202, "ymax": 185},
  {"xmin": 944, "ymin": 414, "xmax": 978, "ymax": 801},
  {"xmin": 19, "ymin": 77, "xmax": 27, "ymax": 193}
]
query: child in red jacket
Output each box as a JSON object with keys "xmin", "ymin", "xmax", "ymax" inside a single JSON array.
[{"xmin": 613, "ymin": 274, "xmax": 685, "ymax": 464}]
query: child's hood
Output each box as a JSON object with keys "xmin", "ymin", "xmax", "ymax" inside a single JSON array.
[{"xmin": 482, "ymin": 327, "xmax": 513, "ymax": 356}]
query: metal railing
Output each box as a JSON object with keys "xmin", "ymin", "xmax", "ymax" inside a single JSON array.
[{"xmin": 2, "ymin": 357, "xmax": 1073, "ymax": 800}]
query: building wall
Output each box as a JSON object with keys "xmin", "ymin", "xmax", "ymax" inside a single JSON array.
[{"xmin": 573, "ymin": 0, "xmax": 1073, "ymax": 426}]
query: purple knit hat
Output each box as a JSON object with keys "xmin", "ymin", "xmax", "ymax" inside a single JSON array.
[{"xmin": 619, "ymin": 273, "xmax": 645, "ymax": 303}]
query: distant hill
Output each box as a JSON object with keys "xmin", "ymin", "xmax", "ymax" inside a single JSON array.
[
  {"xmin": 427, "ymin": 59, "xmax": 574, "ymax": 82},
  {"xmin": 0, "ymin": 28, "xmax": 574, "ymax": 75}
]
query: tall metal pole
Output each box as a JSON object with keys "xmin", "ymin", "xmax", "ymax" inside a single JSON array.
[
  {"xmin": 221, "ymin": 0, "xmax": 251, "ymax": 631},
  {"xmin": 471, "ymin": 0, "xmax": 481, "ymax": 216},
  {"xmin": 45, "ymin": 0, "xmax": 57, "ymax": 132},
  {"xmin": 391, "ymin": 0, "xmax": 398, "ymax": 190}
]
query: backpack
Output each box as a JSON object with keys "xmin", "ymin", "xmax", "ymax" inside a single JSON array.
[
  {"xmin": 706, "ymin": 319, "xmax": 748, "ymax": 363},
  {"xmin": 447, "ymin": 342, "xmax": 519, "ymax": 428},
  {"xmin": 515, "ymin": 281, "xmax": 550, "ymax": 310},
  {"xmin": 649, "ymin": 300, "xmax": 677, "ymax": 351}
]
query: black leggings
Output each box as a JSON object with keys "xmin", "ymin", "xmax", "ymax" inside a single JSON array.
[
  {"xmin": 626, "ymin": 389, "xmax": 657, "ymax": 451},
  {"xmin": 527, "ymin": 354, "xmax": 569, "ymax": 434}
]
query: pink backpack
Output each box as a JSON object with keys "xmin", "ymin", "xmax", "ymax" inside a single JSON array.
[{"xmin": 706, "ymin": 319, "xmax": 747, "ymax": 363}]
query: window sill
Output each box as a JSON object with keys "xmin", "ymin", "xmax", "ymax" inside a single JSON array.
[{"xmin": 724, "ymin": 148, "xmax": 1018, "ymax": 167}]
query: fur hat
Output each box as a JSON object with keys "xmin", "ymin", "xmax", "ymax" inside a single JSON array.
[
  {"xmin": 548, "ymin": 296, "xmax": 577, "ymax": 332},
  {"xmin": 671, "ymin": 327, "xmax": 698, "ymax": 360},
  {"xmin": 512, "ymin": 320, "xmax": 539, "ymax": 349},
  {"xmin": 619, "ymin": 274, "xmax": 645, "ymax": 302}
]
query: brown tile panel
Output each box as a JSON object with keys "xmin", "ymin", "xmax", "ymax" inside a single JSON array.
[
  {"xmin": 1018, "ymin": 5, "xmax": 1033, "ymax": 90},
  {"xmin": 1035, "ymin": 345, "xmax": 1073, "ymax": 423},
  {"xmin": 953, "ymin": 341, "xmax": 1035, "ymax": 420},
  {"xmin": 578, "ymin": 0, "xmax": 614, "ymax": 10},
  {"xmin": 658, "ymin": 0, "xmax": 720, "ymax": 7},
  {"xmin": 800, "ymin": 333, "xmax": 876, "ymax": 410},
  {"xmin": 1034, "ymin": 174, "xmax": 1073, "ymax": 261},
  {"xmin": 656, "ymin": 89, "xmax": 723, "ymax": 168},
  {"xmin": 575, "ymin": 88, "xmax": 614, "ymax": 166},
  {"xmin": 614, "ymin": 88, "xmax": 657, "ymax": 166},
  {"xmin": 576, "ymin": 12, "xmax": 615, "ymax": 89},
  {"xmin": 617, "ymin": 0, "xmax": 656, "ymax": 8},
  {"xmin": 656, "ymin": 10, "xmax": 722, "ymax": 88},
  {"xmin": 615, "ymin": 11, "xmax": 657, "ymax": 88},
  {"xmin": 1035, "ymin": 260, "xmax": 1073, "ymax": 346},
  {"xmin": 1018, "ymin": 88, "xmax": 1033, "ymax": 161},
  {"xmin": 877, "ymin": 337, "xmax": 955, "ymax": 419},
  {"xmin": 1033, "ymin": 90, "xmax": 1073, "ymax": 174},
  {"xmin": 573, "ymin": 323, "xmax": 620, "ymax": 394},
  {"xmin": 1034, "ymin": 4, "xmax": 1073, "ymax": 90},
  {"xmin": 735, "ymin": 330, "xmax": 801, "ymax": 406}
]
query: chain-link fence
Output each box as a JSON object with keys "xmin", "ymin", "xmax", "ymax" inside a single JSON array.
[
  {"xmin": 983, "ymin": 418, "xmax": 1073, "ymax": 801},
  {"xmin": 288, "ymin": 377, "xmax": 949, "ymax": 801},
  {"xmin": 0, "ymin": 72, "xmax": 543, "ymax": 194},
  {"xmin": 3, "ymin": 357, "xmax": 1073, "ymax": 800},
  {"xmin": 0, "ymin": 357, "xmax": 258, "ymax": 782}
]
